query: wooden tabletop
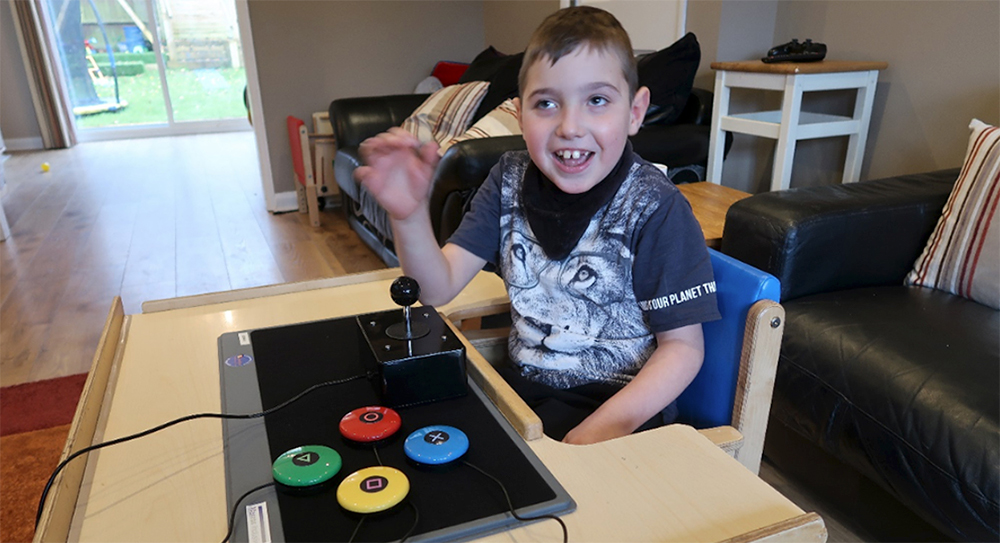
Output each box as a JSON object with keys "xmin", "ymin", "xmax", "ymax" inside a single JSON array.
[
  {"xmin": 52, "ymin": 270, "xmax": 822, "ymax": 542},
  {"xmin": 710, "ymin": 60, "xmax": 889, "ymax": 74},
  {"xmin": 678, "ymin": 182, "xmax": 752, "ymax": 248}
]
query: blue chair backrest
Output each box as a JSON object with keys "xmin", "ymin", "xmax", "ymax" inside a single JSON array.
[{"xmin": 674, "ymin": 248, "xmax": 780, "ymax": 429}]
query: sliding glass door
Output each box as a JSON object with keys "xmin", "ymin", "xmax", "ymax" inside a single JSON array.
[{"xmin": 41, "ymin": 0, "xmax": 248, "ymax": 140}]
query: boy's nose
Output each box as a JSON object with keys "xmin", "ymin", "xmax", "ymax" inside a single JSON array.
[{"xmin": 556, "ymin": 109, "xmax": 584, "ymax": 139}]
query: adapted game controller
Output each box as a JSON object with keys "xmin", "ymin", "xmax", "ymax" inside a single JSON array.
[
  {"xmin": 404, "ymin": 425, "xmax": 470, "ymax": 465},
  {"xmin": 271, "ymin": 445, "xmax": 342, "ymax": 494},
  {"xmin": 337, "ymin": 466, "xmax": 411, "ymax": 514},
  {"xmin": 339, "ymin": 406, "xmax": 403, "ymax": 443},
  {"xmin": 386, "ymin": 276, "xmax": 430, "ymax": 340},
  {"xmin": 356, "ymin": 277, "xmax": 468, "ymax": 407},
  {"xmin": 213, "ymin": 279, "xmax": 575, "ymax": 541}
]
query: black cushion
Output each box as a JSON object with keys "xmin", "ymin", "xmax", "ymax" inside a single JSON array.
[
  {"xmin": 722, "ymin": 169, "xmax": 960, "ymax": 302},
  {"xmin": 775, "ymin": 286, "xmax": 1000, "ymax": 541},
  {"xmin": 458, "ymin": 46, "xmax": 509, "ymax": 83},
  {"xmin": 637, "ymin": 33, "xmax": 700, "ymax": 126},
  {"xmin": 465, "ymin": 52, "xmax": 524, "ymax": 124}
]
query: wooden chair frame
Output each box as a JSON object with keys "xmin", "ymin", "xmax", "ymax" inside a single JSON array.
[
  {"xmin": 446, "ymin": 296, "xmax": 785, "ymax": 474},
  {"xmin": 286, "ymin": 116, "xmax": 321, "ymax": 227}
]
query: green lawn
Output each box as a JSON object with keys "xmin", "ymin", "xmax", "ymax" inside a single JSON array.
[{"xmin": 76, "ymin": 66, "xmax": 247, "ymax": 128}]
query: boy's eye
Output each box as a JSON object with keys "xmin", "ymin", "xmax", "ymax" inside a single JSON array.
[
  {"xmin": 534, "ymin": 99, "xmax": 556, "ymax": 110},
  {"xmin": 589, "ymin": 96, "xmax": 609, "ymax": 107}
]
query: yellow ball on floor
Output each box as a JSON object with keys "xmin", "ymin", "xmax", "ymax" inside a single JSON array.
[{"xmin": 41, "ymin": 162, "xmax": 50, "ymax": 173}]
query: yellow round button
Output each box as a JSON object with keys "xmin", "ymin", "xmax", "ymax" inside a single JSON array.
[{"xmin": 336, "ymin": 466, "xmax": 409, "ymax": 514}]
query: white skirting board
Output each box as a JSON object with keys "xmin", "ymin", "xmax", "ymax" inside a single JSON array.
[
  {"xmin": 271, "ymin": 190, "xmax": 299, "ymax": 213},
  {"xmin": 4, "ymin": 136, "xmax": 44, "ymax": 151}
]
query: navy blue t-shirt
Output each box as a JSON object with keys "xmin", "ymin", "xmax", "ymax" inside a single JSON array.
[{"xmin": 449, "ymin": 151, "xmax": 719, "ymax": 389}]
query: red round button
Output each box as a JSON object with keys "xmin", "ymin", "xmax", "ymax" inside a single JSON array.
[{"xmin": 339, "ymin": 406, "xmax": 402, "ymax": 442}]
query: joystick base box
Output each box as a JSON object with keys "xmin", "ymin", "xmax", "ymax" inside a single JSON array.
[{"xmin": 356, "ymin": 306, "xmax": 467, "ymax": 407}]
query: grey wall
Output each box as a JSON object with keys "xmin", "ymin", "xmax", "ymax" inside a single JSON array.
[
  {"xmin": 689, "ymin": 0, "xmax": 1000, "ymax": 193},
  {"xmin": 248, "ymin": 0, "xmax": 488, "ymax": 195},
  {"xmin": 483, "ymin": 0, "xmax": 558, "ymax": 54},
  {"xmin": 688, "ymin": 0, "xmax": 781, "ymax": 192},
  {"xmin": 1, "ymin": 4, "xmax": 44, "ymax": 149}
]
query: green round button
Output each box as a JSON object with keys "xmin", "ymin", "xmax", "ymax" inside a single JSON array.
[{"xmin": 272, "ymin": 445, "xmax": 342, "ymax": 487}]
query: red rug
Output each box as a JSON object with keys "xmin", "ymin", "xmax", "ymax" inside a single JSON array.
[{"xmin": 0, "ymin": 374, "xmax": 87, "ymax": 542}]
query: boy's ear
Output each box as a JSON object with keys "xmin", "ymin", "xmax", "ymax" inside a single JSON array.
[
  {"xmin": 513, "ymin": 97, "xmax": 524, "ymax": 132},
  {"xmin": 629, "ymin": 86, "xmax": 651, "ymax": 136}
]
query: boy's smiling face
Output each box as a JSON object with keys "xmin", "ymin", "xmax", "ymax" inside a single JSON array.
[{"xmin": 514, "ymin": 46, "xmax": 649, "ymax": 195}]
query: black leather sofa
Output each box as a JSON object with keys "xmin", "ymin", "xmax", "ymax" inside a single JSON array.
[
  {"xmin": 329, "ymin": 88, "xmax": 726, "ymax": 266},
  {"xmin": 721, "ymin": 169, "xmax": 999, "ymax": 541}
]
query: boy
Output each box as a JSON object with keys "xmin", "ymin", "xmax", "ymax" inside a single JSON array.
[{"xmin": 355, "ymin": 6, "xmax": 719, "ymax": 445}]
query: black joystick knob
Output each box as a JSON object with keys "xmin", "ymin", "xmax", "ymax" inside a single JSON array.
[
  {"xmin": 385, "ymin": 276, "xmax": 430, "ymax": 341},
  {"xmin": 390, "ymin": 276, "xmax": 420, "ymax": 308}
]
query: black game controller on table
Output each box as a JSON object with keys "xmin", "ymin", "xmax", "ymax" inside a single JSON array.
[
  {"xmin": 762, "ymin": 39, "xmax": 827, "ymax": 63},
  {"xmin": 356, "ymin": 277, "xmax": 468, "ymax": 408}
]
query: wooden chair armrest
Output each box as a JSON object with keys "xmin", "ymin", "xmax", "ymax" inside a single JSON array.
[
  {"xmin": 442, "ymin": 317, "xmax": 543, "ymax": 440},
  {"xmin": 698, "ymin": 425, "xmax": 744, "ymax": 456},
  {"xmin": 446, "ymin": 299, "xmax": 511, "ymax": 327},
  {"xmin": 731, "ymin": 299, "xmax": 784, "ymax": 474}
]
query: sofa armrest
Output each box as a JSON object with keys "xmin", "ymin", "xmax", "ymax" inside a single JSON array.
[
  {"xmin": 429, "ymin": 135, "xmax": 527, "ymax": 244},
  {"xmin": 329, "ymin": 94, "xmax": 430, "ymax": 148},
  {"xmin": 720, "ymin": 169, "xmax": 959, "ymax": 301}
]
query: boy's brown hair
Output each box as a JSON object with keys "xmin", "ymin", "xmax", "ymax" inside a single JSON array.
[{"xmin": 518, "ymin": 6, "xmax": 638, "ymax": 99}]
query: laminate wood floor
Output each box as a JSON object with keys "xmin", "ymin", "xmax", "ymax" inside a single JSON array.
[{"xmin": 0, "ymin": 132, "xmax": 386, "ymax": 388}]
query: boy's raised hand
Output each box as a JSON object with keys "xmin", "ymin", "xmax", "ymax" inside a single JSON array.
[{"xmin": 355, "ymin": 128, "xmax": 440, "ymax": 222}]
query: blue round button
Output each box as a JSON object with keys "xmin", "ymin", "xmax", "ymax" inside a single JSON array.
[{"xmin": 404, "ymin": 425, "xmax": 469, "ymax": 465}]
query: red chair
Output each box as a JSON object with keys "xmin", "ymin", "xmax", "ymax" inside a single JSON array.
[{"xmin": 286, "ymin": 115, "xmax": 321, "ymax": 227}]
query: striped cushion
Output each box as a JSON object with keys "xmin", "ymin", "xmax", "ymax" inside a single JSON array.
[
  {"xmin": 906, "ymin": 119, "xmax": 1000, "ymax": 310},
  {"xmin": 439, "ymin": 98, "xmax": 521, "ymax": 155},
  {"xmin": 401, "ymin": 81, "xmax": 490, "ymax": 147}
]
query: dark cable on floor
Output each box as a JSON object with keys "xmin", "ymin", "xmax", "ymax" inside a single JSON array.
[
  {"xmin": 35, "ymin": 372, "xmax": 372, "ymax": 529},
  {"xmin": 463, "ymin": 460, "xmax": 568, "ymax": 543},
  {"xmin": 373, "ymin": 445, "xmax": 383, "ymax": 466},
  {"xmin": 220, "ymin": 481, "xmax": 276, "ymax": 543}
]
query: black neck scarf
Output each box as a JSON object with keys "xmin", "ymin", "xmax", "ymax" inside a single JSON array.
[{"xmin": 522, "ymin": 142, "xmax": 634, "ymax": 261}]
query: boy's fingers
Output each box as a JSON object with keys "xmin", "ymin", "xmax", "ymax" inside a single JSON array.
[
  {"xmin": 418, "ymin": 141, "xmax": 441, "ymax": 166},
  {"xmin": 353, "ymin": 165, "xmax": 378, "ymax": 187}
]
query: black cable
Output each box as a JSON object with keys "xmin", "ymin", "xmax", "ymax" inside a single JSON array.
[
  {"xmin": 398, "ymin": 501, "xmax": 420, "ymax": 542},
  {"xmin": 220, "ymin": 481, "xmax": 275, "ymax": 543},
  {"xmin": 35, "ymin": 372, "xmax": 371, "ymax": 529},
  {"xmin": 347, "ymin": 501, "xmax": 419, "ymax": 543},
  {"xmin": 347, "ymin": 515, "xmax": 367, "ymax": 543},
  {"xmin": 463, "ymin": 461, "xmax": 569, "ymax": 543}
]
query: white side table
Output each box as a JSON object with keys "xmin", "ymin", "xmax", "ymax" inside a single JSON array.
[{"xmin": 706, "ymin": 60, "xmax": 888, "ymax": 191}]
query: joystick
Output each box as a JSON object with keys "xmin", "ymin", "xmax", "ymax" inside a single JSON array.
[
  {"xmin": 355, "ymin": 277, "xmax": 468, "ymax": 407},
  {"xmin": 386, "ymin": 277, "xmax": 430, "ymax": 341}
]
